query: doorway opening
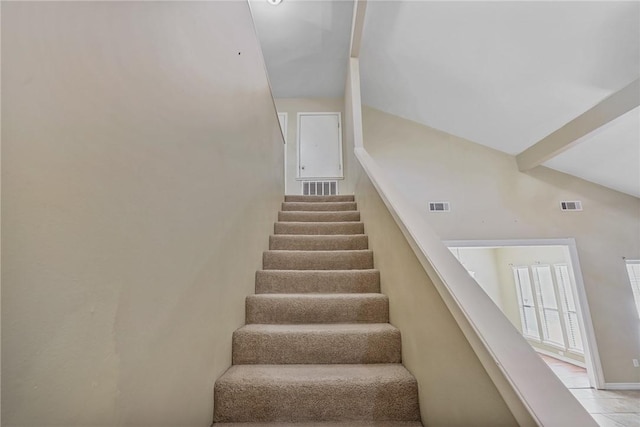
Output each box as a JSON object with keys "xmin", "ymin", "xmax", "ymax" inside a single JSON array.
[{"xmin": 445, "ymin": 238, "xmax": 604, "ymax": 390}]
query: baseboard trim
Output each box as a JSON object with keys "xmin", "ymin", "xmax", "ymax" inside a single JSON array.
[{"xmin": 604, "ymin": 382, "xmax": 640, "ymax": 390}]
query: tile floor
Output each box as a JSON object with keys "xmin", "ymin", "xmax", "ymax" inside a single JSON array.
[{"xmin": 540, "ymin": 354, "xmax": 640, "ymax": 427}]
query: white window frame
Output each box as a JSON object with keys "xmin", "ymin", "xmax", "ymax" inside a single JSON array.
[
  {"xmin": 514, "ymin": 264, "xmax": 585, "ymax": 355},
  {"xmin": 531, "ymin": 264, "xmax": 566, "ymax": 350},
  {"xmin": 625, "ymin": 260, "xmax": 640, "ymax": 319},
  {"xmin": 513, "ymin": 266, "xmax": 541, "ymax": 341},
  {"xmin": 555, "ymin": 264, "xmax": 584, "ymax": 354}
]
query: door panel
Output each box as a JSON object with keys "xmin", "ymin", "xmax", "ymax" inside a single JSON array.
[{"xmin": 298, "ymin": 113, "xmax": 343, "ymax": 179}]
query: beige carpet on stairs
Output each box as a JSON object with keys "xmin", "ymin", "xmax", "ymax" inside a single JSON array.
[{"xmin": 213, "ymin": 195, "xmax": 423, "ymax": 426}]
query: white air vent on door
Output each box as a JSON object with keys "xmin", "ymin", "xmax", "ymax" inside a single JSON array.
[
  {"xmin": 429, "ymin": 202, "xmax": 450, "ymax": 212},
  {"xmin": 561, "ymin": 201, "xmax": 582, "ymax": 211},
  {"xmin": 302, "ymin": 180, "xmax": 338, "ymax": 196}
]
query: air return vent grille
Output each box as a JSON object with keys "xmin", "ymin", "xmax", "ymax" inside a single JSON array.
[
  {"xmin": 302, "ymin": 180, "xmax": 338, "ymax": 196},
  {"xmin": 429, "ymin": 202, "xmax": 450, "ymax": 212},
  {"xmin": 561, "ymin": 201, "xmax": 582, "ymax": 211}
]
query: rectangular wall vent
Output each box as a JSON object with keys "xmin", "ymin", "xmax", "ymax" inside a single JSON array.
[
  {"xmin": 302, "ymin": 180, "xmax": 338, "ymax": 196},
  {"xmin": 429, "ymin": 201, "xmax": 451, "ymax": 212},
  {"xmin": 561, "ymin": 201, "xmax": 583, "ymax": 211}
]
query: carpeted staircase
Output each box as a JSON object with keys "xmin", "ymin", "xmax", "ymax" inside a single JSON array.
[{"xmin": 213, "ymin": 195, "xmax": 423, "ymax": 426}]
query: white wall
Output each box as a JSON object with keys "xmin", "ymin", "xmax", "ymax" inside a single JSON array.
[
  {"xmin": 362, "ymin": 106, "xmax": 640, "ymax": 385},
  {"xmin": 275, "ymin": 98, "xmax": 356, "ymax": 195},
  {"xmin": 1, "ymin": 2, "xmax": 283, "ymax": 426}
]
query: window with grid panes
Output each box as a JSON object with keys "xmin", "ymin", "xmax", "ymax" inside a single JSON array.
[
  {"xmin": 513, "ymin": 267, "xmax": 540, "ymax": 340},
  {"xmin": 512, "ymin": 264, "xmax": 584, "ymax": 354},
  {"xmin": 555, "ymin": 265, "xmax": 583, "ymax": 352}
]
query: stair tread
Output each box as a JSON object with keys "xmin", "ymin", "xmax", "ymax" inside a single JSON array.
[
  {"xmin": 255, "ymin": 269, "xmax": 381, "ymax": 294},
  {"xmin": 282, "ymin": 201, "xmax": 357, "ymax": 211},
  {"xmin": 275, "ymin": 222, "xmax": 365, "ymax": 235},
  {"xmin": 276, "ymin": 221, "xmax": 364, "ymax": 229},
  {"xmin": 278, "ymin": 211, "xmax": 361, "ymax": 222},
  {"xmin": 237, "ymin": 323, "xmax": 398, "ymax": 334},
  {"xmin": 269, "ymin": 234, "xmax": 369, "ymax": 251},
  {"xmin": 271, "ymin": 234, "xmax": 367, "ymax": 237},
  {"xmin": 277, "ymin": 221, "xmax": 363, "ymax": 225},
  {"xmin": 266, "ymin": 249, "xmax": 373, "ymax": 254},
  {"xmin": 258, "ymin": 269, "xmax": 380, "ymax": 273},
  {"xmin": 246, "ymin": 293, "xmax": 389, "ymax": 324},
  {"xmin": 214, "ymin": 363, "xmax": 420, "ymax": 425},
  {"xmin": 233, "ymin": 324, "xmax": 401, "ymax": 364},
  {"xmin": 218, "ymin": 364, "xmax": 416, "ymax": 385},
  {"xmin": 215, "ymin": 422, "xmax": 423, "ymax": 426},
  {"xmin": 248, "ymin": 293, "xmax": 386, "ymax": 300},
  {"xmin": 215, "ymin": 365, "xmax": 420, "ymax": 421},
  {"xmin": 263, "ymin": 250, "xmax": 374, "ymax": 270},
  {"xmin": 285, "ymin": 195, "xmax": 355, "ymax": 202},
  {"xmin": 279, "ymin": 210, "xmax": 361, "ymax": 215}
]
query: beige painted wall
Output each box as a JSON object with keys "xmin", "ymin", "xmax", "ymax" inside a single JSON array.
[
  {"xmin": 450, "ymin": 247, "xmax": 503, "ymax": 307},
  {"xmin": 353, "ymin": 164, "xmax": 522, "ymax": 426},
  {"xmin": 1, "ymin": 2, "xmax": 283, "ymax": 426},
  {"xmin": 275, "ymin": 98, "xmax": 356, "ymax": 195},
  {"xmin": 362, "ymin": 105, "xmax": 640, "ymax": 384}
]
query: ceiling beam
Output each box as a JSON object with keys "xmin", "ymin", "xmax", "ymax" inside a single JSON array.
[
  {"xmin": 349, "ymin": 0, "xmax": 367, "ymax": 58},
  {"xmin": 516, "ymin": 78, "xmax": 640, "ymax": 171}
]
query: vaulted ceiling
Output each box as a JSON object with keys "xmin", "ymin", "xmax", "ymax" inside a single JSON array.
[
  {"xmin": 250, "ymin": 0, "xmax": 353, "ymax": 98},
  {"xmin": 252, "ymin": 0, "xmax": 640, "ymax": 198}
]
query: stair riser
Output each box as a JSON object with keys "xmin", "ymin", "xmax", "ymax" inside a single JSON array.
[
  {"xmin": 278, "ymin": 211, "xmax": 360, "ymax": 222},
  {"xmin": 255, "ymin": 270, "xmax": 381, "ymax": 294},
  {"xmin": 275, "ymin": 222, "xmax": 364, "ymax": 235},
  {"xmin": 269, "ymin": 235, "xmax": 368, "ymax": 251},
  {"xmin": 282, "ymin": 202, "xmax": 357, "ymax": 212},
  {"xmin": 246, "ymin": 296, "xmax": 389, "ymax": 324},
  {"xmin": 214, "ymin": 380, "xmax": 419, "ymax": 423},
  {"xmin": 263, "ymin": 251, "xmax": 374, "ymax": 270},
  {"xmin": 285, "ymin": 195, "xmax": 355, "ymax": 203},
  {"xmin": 233, "ymin": 329, "xmax": 401, "ymax": 364}
]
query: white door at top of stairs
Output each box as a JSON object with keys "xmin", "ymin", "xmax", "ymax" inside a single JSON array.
[{"xmin": 297, "ymin": 112, "xmax": 343, "ymax": 180}]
